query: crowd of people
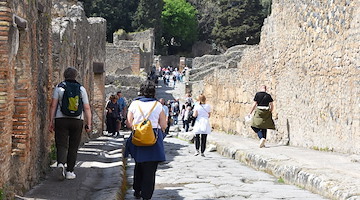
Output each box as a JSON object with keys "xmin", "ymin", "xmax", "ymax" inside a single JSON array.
[
  {"xmin": 159, "ymin": 65, "xmax": 188, "ymax": 87},
  {"xmin": 49, "ymin": 66, "xmax": 274, "ymax": 200}
]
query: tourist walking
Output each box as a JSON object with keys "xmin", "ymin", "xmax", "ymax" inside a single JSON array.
[
  {"xmin": 49, "ymin": 67, "xmax": 92, "ymax": 180},
  {"xmin": 117, "ymin": 90, "xmax": 127, "ymax": 131},
  {"xmin": 183, "ymin": 105, "xmax": 192, "ymax": 132},
  {"xmin": 192, "ymin": 94, "xmax": 211, "ymax": 157},
  {"xmin": 106, "ymin": 95, "xmax": 121, "ymax": 137},
  {"xmin": 248, "ymin": 85, "xmax": 275, "ymax": 148},
  {"xmin": 124, "ymin": 81, "xmax": 167, "ymax": 200},
  {"xmin": 172, "ymin": 102, "xmax": 180, "ymax": 125},
  {"xmin": 180, "ymin": 104, "xmax": 186, "ymax": 129}
]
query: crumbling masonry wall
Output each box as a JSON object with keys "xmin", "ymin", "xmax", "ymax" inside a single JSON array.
[
  {"xmin": 52, "ymin": 1, "xmax": 106, "ymax": 138},
  {"xmin": 0, "ymin": 0, "xmax": 106, "ymax": 197},
  {"xmin": 196, "ymin": 0, "xmax": 360, "ymax": 154},
  {"xmin": 106, "ymin": 29, "xmax": 154, "ymax": 76},
  {"xmin": 0, "ymin": 0, "xmax": 54, "ymax": 196}
]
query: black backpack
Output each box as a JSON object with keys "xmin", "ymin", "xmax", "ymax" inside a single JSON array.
[{"xmin": 58, "ymin": 81, "xmax": 83, "ymax": 117}]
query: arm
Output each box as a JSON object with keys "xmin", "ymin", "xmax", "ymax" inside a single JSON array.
[
  {"xmin": 83, "ymin": 103, "xmax": 92, "ymax": 132},
  {"xmin": 159, "ymin": 110, "xmax": 167, "ymax": 131},
  {"xmin": 193, "ymin": 110, "xmax": 198, "ymax": 118},
  {"xmin": 126, "ymin": 111, "xmax": 134, "ymax": 129},
  {"xmin": 49, "ymin": 98, "xmax": 58, "ymax": 132},
  {"xmin": 269, "ymin": 102, "xmax": 274, "ymax": 113},
  {"xmin": 249, "ymin": 101, "xmax": 257, "ymax": 115}
]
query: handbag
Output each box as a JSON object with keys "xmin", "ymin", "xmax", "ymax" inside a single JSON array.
[{"xmin": 131, "ymin": 101, "xmax": 158, "ymax": 146}]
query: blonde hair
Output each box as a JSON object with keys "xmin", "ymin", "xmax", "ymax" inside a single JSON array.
[
  {"xmin": 197, "ymin": 94, "xmax": 206, "ymax": 104},
  {"xmin": 109, "ymin": 94, "xmax": 118, "ymax": 101}
]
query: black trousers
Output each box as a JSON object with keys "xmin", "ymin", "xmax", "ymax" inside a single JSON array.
[
  {"xmin": 251, "ymin": 126, "xmax": 267, "ymax": 139},
  {"xmin": 55, "ymin": 118, "xmax": 83, "ymax": 172},
  {"xmin": 194, "ymin": 134, "xmax": 208, "ymax": 153},
  {"xmin": 133, "ymin": 161, "xmax": 159, "ymax": 199},
  {"xmin": 106, "ymin": 116, "xmax": 117, "ymax": 134},
  {"xmin": 184, "ymin": 120, "xmax": 190, "ymax": 132}
]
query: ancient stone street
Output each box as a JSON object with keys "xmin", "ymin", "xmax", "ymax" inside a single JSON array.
[
  {"xmin": 125, "ymin": 136, "xmax": 327, "ymax": 200},
  {"xmin": 124, "ymin": 80, "xmax": 328, "ymax": 200}
]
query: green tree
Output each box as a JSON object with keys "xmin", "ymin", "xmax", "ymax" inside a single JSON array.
[
  {"xmin": 132, "ymin": 0, "xmax": 164, "ymax": 53},
  {"xmin": 260, "ymin": 0, "xmax": 272, "ymax": 17},
  {"xmin": 162, "ymin": 0, "xmax": 198, "ymax": 55},
  {"xmin": 212, "ymin": 0, "xmax": 266, "ymax": 48},
  {"xmin": 80, "ymin": 0, "xmax": 139, "ymax": 42},
  {"xmin": 188, "ymin": 0, "xmax": 220, "ymax": 43}
]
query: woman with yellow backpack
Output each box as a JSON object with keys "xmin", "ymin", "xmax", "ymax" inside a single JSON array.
[{"xmin": 124, "ymin": 81, "xmax": 167, "ymax": 200}]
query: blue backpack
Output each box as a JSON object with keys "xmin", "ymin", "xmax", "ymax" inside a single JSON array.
[{"xmin": 58, "ymin": 81, "xmax": 83, "ymax": 116}]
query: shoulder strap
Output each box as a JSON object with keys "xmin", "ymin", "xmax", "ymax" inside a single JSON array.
[
  {"xmin": 258, "ymin": 93, "xmax": 268, "ymax": 105},
  {"xmin": 137, "ymin": 101, "xmax": 158, "ymax": 120},
  {"xmin": 200, "ymin": 104, "xmax": 208, "ymax": 113}
]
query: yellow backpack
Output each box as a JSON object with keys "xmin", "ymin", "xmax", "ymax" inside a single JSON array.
[{"xmin": 131, "ymin": 101, "xmax": 158, "ymax": 146}]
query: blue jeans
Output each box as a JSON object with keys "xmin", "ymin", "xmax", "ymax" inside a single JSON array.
[
  {"xmin": 251, "ymin": 127, "xmax": 267, "ymax": 139},
  {"xmin": 173, "ymin": 115, "xmax": 178, "ymax": 125}
]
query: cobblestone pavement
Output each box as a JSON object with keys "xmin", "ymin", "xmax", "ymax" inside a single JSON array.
[
  {"xmin": 125, "ymin": 135, "xmax": 327, "ymax": 200},
  {"xmin": 124, "ymin": 80, "xmax": 329, "ymax": 199},
  {"xmin": 17, "ymin": 136, "xmax": 124, "ymax": 200}
]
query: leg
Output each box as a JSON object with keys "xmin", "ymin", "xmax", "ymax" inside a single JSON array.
[
  {"xmin": 55, "ymin": 118, "xmax": 69, "ymax": 165},
  {"xmin": 140, "ymin": 162, "xmax": 159, "ymax": 199},
  {"xmin": 194, "ymin": 134, "xmax": 200, "ymax": 151},
  {"xmin": 251, "ymin": 126, "xmax": 263, "ymax": 139},
  {"xmin": 262, "ymin": 129, "xmax": 267, "ymax": 139},
  {"xmin": 185, "ymin": 120, "xmax": 189, "ymax": 132},
  {"xmin": 66, "ymin": 119, "xmax": 83, "ymax": 172},
  {"xmin": 133, "ymin": 162, "xmax": 143, "ymax": 197},
  {"xmin": 200, "ymin": 134, "xmax": 208, "ymax": 153}
]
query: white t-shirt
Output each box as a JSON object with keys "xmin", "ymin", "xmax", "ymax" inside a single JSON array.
[
  {"xmin": 128, "ymin": 100, "xmax": 163, "ymax": 128},
  {"xmin": 194, "ymin": 103, "xmax": 211, "ymax": 119},
  {"xmin": 52, "ymin": 82, "xmax": 89, "ymax": 119}
]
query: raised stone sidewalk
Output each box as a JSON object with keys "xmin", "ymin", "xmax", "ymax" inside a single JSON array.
[{"xmin": 177, "ymin": 131, "xmax": 360, "ymax": 200}]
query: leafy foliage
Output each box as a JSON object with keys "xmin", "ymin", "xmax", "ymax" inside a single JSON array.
[
  {"xmin": 212, "ymin": 0, "xmax": 266, "ymax": 48},
  {"xmin": 261, "ymin": 0, "xmax": 272, "ymax": 16},
  {"xmin": 187, "ymin": 0, "xmax": 220, "ymax": 43},
  {"xmin": 80, "ymin": 0, "xmax": 139, "ymax": 42},
  {"xmin": 132, "ymin": 0, "xmax": 164, "ymax": 53},
  {"xmin": 162, "ymin": 0, "xmax": 198, "ymax": 54}
]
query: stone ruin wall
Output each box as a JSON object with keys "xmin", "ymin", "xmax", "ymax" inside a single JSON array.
[
  {"xmin": 52, "ymin": 0, "xmax": 107, "ymax": 138},
  {"xmin": 0, "ymin": 0, "xmax": 54, "ymax": 196},
  {"xmin": 105, "ymin": 29, "xmax": 155, "ymax": 104},
  {"xmin": 106, "ymin": 29, "xmax": 154, "ymax": 76},
  {"xmin": 0, "ymin": 0, "xmax": 106, "ymax": 196},
  {"xmin": 195, "ymin": 0, "xmax": 360, "ymax": 154}
]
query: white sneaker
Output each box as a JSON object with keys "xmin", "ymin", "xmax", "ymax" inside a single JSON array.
[
  {"xmin": 66, "ymin": 171, "xmax": 76, "ymax": 180},
  {"xmin": 260, "ymin": 138, "xmax": 266, "ymax": 148},
  {"xmin": 57, "ymin": 163, "xmax": 65, "ymax": 181},
  {"xmin": 194, "ymin": 150, "xmax": 199, "ymax": 156}
]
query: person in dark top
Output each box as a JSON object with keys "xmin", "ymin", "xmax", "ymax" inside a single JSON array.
[
  {"xmin": 248, "ymin": 85, "xmax": 275, "ymax": 148},
  {"xmin": 106, "ymin": 95, "xmax": 120, "ymax": 137}
]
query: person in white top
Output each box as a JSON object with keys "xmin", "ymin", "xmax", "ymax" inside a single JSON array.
[
  {"xmin": 125, "ymin": 81, "xmax": 167, "ymax": 200},
  {"xmin": 49, "ymin": 67, "xmax": 92, "ymax": 180},
  {"xmin": 192, "ymin": 94, "xmax": 211, "ymax": 157}
]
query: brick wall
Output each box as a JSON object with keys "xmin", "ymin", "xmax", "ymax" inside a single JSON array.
[
  {"xmin": 0, "ymin": 0, "xmax": 13, "ymax": 192},
  {"xmin": 0, "ymin": 0, "xmax": 54, "ymax": 196},
  {"xmin": 0, "ymin": 0, "xmax": 106, "ymax": 196}
]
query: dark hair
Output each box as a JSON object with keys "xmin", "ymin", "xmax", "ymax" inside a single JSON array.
[
  {"xmin": 139, "ymin": 81, "xmax": 156, "ymax": 98},
  {"xmin": 63, "ymin": 67, "xmax": 78, "ymax": 80},
  {"xmin": 117, "ymin": 91, "xmax": 122, "ymax": 94}
]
